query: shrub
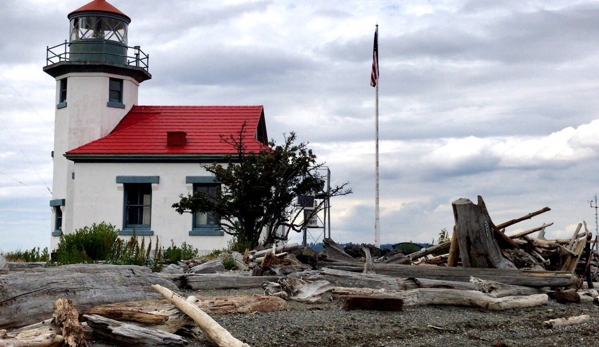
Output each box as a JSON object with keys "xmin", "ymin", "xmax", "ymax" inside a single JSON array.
[
  {"xmin": 163, "ymin": 241, "xmax": 199, "ymax": 264},
  {"xmin": 55, "ymin": 222, "xmax": 119, "ymax": 264},
  {"xmin": 3, "ymin": 247, "xmax": 50, "ymax": 262},
  {"xmin": 109, "ymin": 232, "xmax": 163, "ymax": 272}
]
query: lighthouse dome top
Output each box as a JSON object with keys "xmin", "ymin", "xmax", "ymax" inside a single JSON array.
[{"xmin": 69, "ymin": 0, "xmax": 131, "ymax": 23}]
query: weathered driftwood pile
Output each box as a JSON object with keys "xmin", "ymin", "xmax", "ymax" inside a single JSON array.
[
  {"xmin": 1, "ymin": 195, "xmax": 598, "ymax": 345},
  {"xmin": 321, "ymin": 196, "xmax": 598, "ymax": 285}
]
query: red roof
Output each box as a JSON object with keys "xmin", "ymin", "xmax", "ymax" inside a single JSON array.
[
  {"xmin": 66, "ymin": 105, "xmax": 269, "ymax": 159},
  {"xmin": 69, "ymin": 0, "xmax": 130, "ymax": 22}
]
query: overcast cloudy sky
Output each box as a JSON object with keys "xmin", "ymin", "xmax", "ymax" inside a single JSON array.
[{"xmin": 3, "ymin": 0, "xmax": 599, "ymax": 251}]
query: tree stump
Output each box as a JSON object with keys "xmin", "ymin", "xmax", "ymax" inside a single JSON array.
[{"xmin": 452, "ymin": 196, "xmax": 516, "ymax": 269}]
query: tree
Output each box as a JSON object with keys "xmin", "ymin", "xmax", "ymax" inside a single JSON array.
[{"xmin": 172, "ymin": 124, "xmax": 352, "ymax": 248}]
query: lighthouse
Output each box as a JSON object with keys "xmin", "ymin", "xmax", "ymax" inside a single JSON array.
[{"xmin": 44, "ymin": 0, "xmax": 151, "ymax": 246}]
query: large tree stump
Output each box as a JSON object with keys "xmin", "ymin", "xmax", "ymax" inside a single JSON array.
[{"xmin": 452, "ymin": 196, "xmax": 516, "ymax": 269}]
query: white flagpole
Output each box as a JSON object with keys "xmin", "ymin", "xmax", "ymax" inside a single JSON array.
[
  {"xmin": 375, "ymin": 76, "xmax": 380, "ymax": 247},
  {"xmin": 374, "ymin": 25, "xmax": 380, "ymax": 248}
]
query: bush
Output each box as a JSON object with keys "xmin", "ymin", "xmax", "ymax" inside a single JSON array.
[
  {"xmin": 2, "ymin": 247, "xmax": 49, "ymax": 262},
  {"xmin": 55, "ymin": 222, "xmax": 119, "ymax": 264},
  {"xmin": 163, "ymin": 241, "xmax": 199, "ymax": 264},
  {"xmin": 109, "ymin": 232, "xmax": 163, "ymax": 272}
]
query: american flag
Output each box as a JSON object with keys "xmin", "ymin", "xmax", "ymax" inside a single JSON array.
[{"xmin": 370, "ymin": 26, "xmax": 379, "ymax": 87}]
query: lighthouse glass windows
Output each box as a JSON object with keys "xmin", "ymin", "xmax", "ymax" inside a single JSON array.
[
  {"xmin": 108, "ymin": 78, "xmax": 124, "ymax": 108},
  {"xmin": 124, "ymin": 184, "xmax": 152, "ymax": 232},
  {"xmin": 70, "ymin": 16, "xmax": 128, "ymax": 44}
]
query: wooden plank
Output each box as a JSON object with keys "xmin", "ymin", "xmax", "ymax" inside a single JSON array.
[{"xmin": 342, "ymin": 296, "xmax": 403, "ymax": 311}]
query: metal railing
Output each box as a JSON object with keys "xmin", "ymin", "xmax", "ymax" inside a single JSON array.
[{"xmin": 46, "ymin": 40, "xmax": 150, "ymax": 72}]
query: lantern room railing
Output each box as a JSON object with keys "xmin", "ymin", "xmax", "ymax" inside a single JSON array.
[{"xmin": 46, "ymin": 40, "xmax": 149, "ymax": 72}]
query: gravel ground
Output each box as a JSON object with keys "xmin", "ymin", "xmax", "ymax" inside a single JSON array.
[{"xmin": 174, "ymin": 289, "xmax": 599, "ymax": 347}]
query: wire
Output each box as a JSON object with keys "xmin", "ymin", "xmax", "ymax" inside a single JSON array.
[
  {"xmin": 0, "ymin": 72, "xmax": 54, "ymax": 132},
  {"xmin": 0, "ymin": 170, "xmax": 50, "ymax": 196},
  {"xmin": 0, "ymin": 118, "xmax": 52, "ymax": 195}
]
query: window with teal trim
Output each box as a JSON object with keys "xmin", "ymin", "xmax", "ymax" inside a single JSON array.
[
  {"xmin": 123, "ymin": 183, "xmax": 153, "ymax": 235},
  {"xmin": 190, "ymin": 183, "xmax": 223, "ymax": 236},
  {"xmin": 107, "ymin": 78, "xmax": 124, "ymax": 108},
  {"xmin": 54, "ymin": 207, "xmax": 62, "ymax": 233},
  {"xmin": 57, "ymin": 78, "xmax": 67, "ymax": 109}
]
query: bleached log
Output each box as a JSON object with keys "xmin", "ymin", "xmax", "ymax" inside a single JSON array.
[
  {"xmin": 0, "ymin": 333, "xmax": 64, "ymax": 347},
  {"xmin": 447, "ymin": 226, "xmax": 460, "ymax": 267},
  {"xmin": 495, "ymin": 207, "xmax": 551, "ymax": 230},
  {"xmin": 543, "ymin": 315, "xmax": 590, "ymax": 328},
  {"xmin": 362, "ymin": 245, "xmax": 375, "ymax": 274},
  {"xmin": 264, "ymin": 277, "xmax": 335, "ymax": 303},
  {"xmin": 0, "ymin": 319, "xmax": 63, "ymax": 347},
  {"xmin": 296, "ymin": 268, "xmax": 541, "ymax": 298},
  {"xmin": 322, "ymin": 238, "xmax": 359, "ymax": 263},
  {"xmin": 567, "ymin": 223, "xmax": 583, "ymax": 249},
  {"xmin": 152, "ymin": 284, "xmax": 251, "ymax": 347},
  {"xmin": 249, "ymin": 243, "xmax": 299, "ymax": 260},
  {"xmin": 84, "ymin": 314, "xmax": 187, "ymax": 346},
  {"xmin": 406, "ymin": 241, "xmax": 451, "ymax": 261},
  {"xmin": 507, "ymin": 223, "xmax": 554, "ymax": 239},
  {"xmin": 333, "ymin": 287, "xmax": 548, "ymax": 311},
  {"xmin": 562, "ymin": 232, "xmax": 589, "ymax": 272}
]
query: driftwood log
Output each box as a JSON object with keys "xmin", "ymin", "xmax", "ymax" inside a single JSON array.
[
  {"xmin": 0, "ymin": 264, "xmax": 179, "ymax": 329},
  {"xmin": 152, "ymin": 284, "xmax": 251, "ymax": 347},
  {"xmin": 452, "ymin": 196, "xmax": 516, "ymax": 269},
  {"xmin": 322, "ymin": 264, "xmax": 577, "ymax": 288},
  {"xmin": 322, "ymin": 238, "xmax": 360, "ymax": 263},
  {"xmin": 293, "ymin": 268, "xmax": 541, "ymax": 298},
  {"xmin": 184, "ymin": 274, "xmax": 282, "ymax": 290},
  {"xmin": 52, "ymin": 299, "xmax": 87, "ymax": 347},
  {"xmin": 0, "ymin": 319, "xmax": 63, "ymax": 347},
  {"xmin": 84, "ymin": 314, "xmax": 188, "ymax": 346},
  {"xmin": 333, "ymin": 287, "xmax": 548, "ymax": 311},
  {"xmin": 543, "ymin": 315, "xmax": 590, "ymax": 328}
]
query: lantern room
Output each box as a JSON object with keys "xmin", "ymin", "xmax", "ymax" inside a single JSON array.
[{"xmin": 68, "ymin": 0, "xmax": 131, "ymax": 65}]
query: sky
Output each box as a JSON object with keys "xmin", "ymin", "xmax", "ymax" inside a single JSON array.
[{"xmin": 3, "ymin": 0, "xmax": 599, "ymax": 251}]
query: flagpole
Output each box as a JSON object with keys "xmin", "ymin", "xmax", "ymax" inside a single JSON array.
[
  {"xmin": 375, "ymin": 70, "xmax": 380, "ymax": 248},
  {"xmin": 373, "ymin": 24, "xmax": 380, "ymax": 248}
]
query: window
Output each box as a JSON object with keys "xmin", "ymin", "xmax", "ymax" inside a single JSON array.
[
  {"xmin": 54, "ymin": 207, "xmax": 63, "ymax": 232},
  {"xmin": 124, "ymin": 183, "xmax": 152, "ymax": 234},
  {"xmin": 57, "ymin": 78, "xmax": 67, "ymax": 109},
  {"xmin": 49, "ymin": 198, "xmax": 65, "ymax": 236},
  {"xmin": 193, "ymin": 184, "xmax": 219, "ymax": 227},
  {"xmin": 190, "ymin": 183, "xmax": 223, "ymax": 236},
  {"xmin": 107, "ymin": 78, "xmax": 124, "ymax": 108}
]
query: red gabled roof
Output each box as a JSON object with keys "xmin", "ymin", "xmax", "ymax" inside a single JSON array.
[
  {"xmin": 66, "ymin": 105, "xmax": 269, "ymax": 158},
  {"xmin": 69, "ymin": 0, "xmax": 130, "ymax": 22}
]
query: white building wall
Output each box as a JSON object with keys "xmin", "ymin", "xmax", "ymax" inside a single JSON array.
[
  {"xmin": 50, "ymin": 72, "xmax": 139, "ymax": 244},
  {"xmin": 51, "ymin": 161, "xmax": 233, "ymax": 253}
]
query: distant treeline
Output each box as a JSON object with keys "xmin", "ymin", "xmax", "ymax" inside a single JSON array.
[{"xmin": 305, "ymin": 241, "xmax": 432, "ymax": 253}]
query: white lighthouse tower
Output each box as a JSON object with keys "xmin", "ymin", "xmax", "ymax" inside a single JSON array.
[{"xmin": 44, "ymin": 0, "xmax": 151, "ymax": 248}]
